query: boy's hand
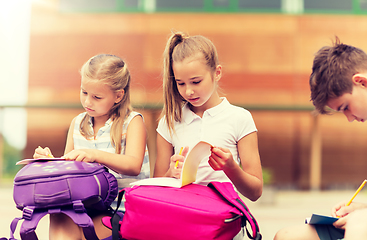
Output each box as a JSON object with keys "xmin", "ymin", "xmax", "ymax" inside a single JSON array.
[
  {"xmin": 33, "ymin": 146, "xmax": 54, "ymax": 159},
  {"xmin": 333, "ymin": 214, "xmax": 349, "ymax": 230},
  {"xmin": 169, "ymin": 146, "xmax": 189, "ymax": 179},
  {"xmin": 208, "ymin": 147, "xmax": 236, "ymax": 171},
  {"xmin": 332, "ymin": 201, "xmax": 367, "ymax": 229},
  {"xmin": 332, "ymin": 201, "xmax": 367, "ymax": 218}
]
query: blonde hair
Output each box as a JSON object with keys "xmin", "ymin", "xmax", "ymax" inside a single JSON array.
[
  {"xmin": 79, "ymin": 54, "xmax": 132, "ymax": 154},
  {"xmin": 162, "ymin": 32, "xmax": 219, "ymax": 134}
]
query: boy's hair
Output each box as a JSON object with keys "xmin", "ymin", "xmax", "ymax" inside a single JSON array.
[
  {"xmin": 162, "ymin": 31, "xmax": 219, "ymax": 134},
  {"xmin": 310, "ymin": 37, "xmax": 367, "ymax": 114},
  {"xmin": 79, "ymin": 54, "xmax": 132, "ymax": 154}
]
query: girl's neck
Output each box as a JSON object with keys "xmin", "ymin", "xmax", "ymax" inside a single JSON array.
[
  {"xmin": 190, "ymin": 94, "xmax": 222, "ymax": 117},
  {"xmin": 90, "ymin": 114, "xmax": 111, "ymax": 135}
]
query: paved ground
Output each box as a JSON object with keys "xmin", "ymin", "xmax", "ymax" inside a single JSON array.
[
  {"xmin": 243, "ymin": 188, "xmax": 367, "ymax": 239},
  {"xmin": 1, "ymin": 183, "xmax": 367, "ymax": 240}
]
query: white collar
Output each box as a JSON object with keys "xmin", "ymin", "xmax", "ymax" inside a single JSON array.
[{"xmin": 182, "ymin": 97, "xmax": 229, "ymax": 124}]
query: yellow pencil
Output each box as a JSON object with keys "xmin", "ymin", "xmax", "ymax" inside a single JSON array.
[
  {"xmin": 346, "ymin": 179, "xmax": 367, "ymax": 206},
  {"xmin": 175, "ymin": 147, "xmax": 183, "ymax": 169}
]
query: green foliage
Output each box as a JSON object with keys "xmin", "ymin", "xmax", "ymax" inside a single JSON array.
[
  {"xmin": 2, "ymin": 140, "xmax": 22, "ymax": 179},
  {"xmin": 262, "ymin": 168, "xmax": 273, "ymax": 185}
]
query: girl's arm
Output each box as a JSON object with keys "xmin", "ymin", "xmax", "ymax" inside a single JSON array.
[
  {"xmin": 234, "ymin": 131, "xmax": 263, "ymax": 200},
  {"xmin": 64, "ymin": 117, "xmax": 76, "ymax": 155},
  {"xmin": 209, "ymin": 132, "xmax": 263, "ymax": 201},
  {"xmin": 154, "ymin": 134, "xmax": 175, "ymax": 177},
  {"xmin": 154, "ymin": 133, "xmax": 189, "ymax": 178},
  {"xmin": 63, "ymin": 115, "xmax": 147, "ymax": 176}
]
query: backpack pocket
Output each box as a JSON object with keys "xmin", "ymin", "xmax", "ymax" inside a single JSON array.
[{"xmin": 34, "ymin": 179, "xmax": 70, "ymax": 205}]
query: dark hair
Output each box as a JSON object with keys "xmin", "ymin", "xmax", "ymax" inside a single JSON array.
[{"xmin": 310, "ymin": 37, "xmax": 367, "ymax": 114}]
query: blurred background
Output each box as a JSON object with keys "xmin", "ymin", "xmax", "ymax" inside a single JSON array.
[{"xmin": 1, "ymin": 0, "xmax": 367, "ymax": 190}]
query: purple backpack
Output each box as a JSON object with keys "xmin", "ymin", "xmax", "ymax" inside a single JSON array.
[{"xmin": 7, "ymin": 160, "xmax": 118, "ymax": 240}]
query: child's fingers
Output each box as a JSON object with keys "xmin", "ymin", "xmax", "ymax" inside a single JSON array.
[
  {"xmin": 34, "ymin": 146, "xmax": 52, "ymax": 158},
  {"xmin": 333, "ymin": 216, "xmax": 347, "ymax": 229},
  {"xmin": 335, "ymin": 205, "xmax": 354, "ymax": 218},
  {"xmin": 44, "ymin": 147, "xmax": 54, "ymax": 158},
  {"xmin": 62, "ymin": 153, "xmax": 73, "ymax": 161},
  {"xmin": 171, "ymin": 155, "xmax": 184, "ymax": 171},
  {"xmin": 35, "ymin": 146, "xmax": 44, "ymax": 154},
  {"xmin": 172, "ymin": 168, "xmax": 181, "ymax": 179},
  {"xmin": 208, "ymin": 157, "xmax": 215, "ymax": 170},
  {"xmin": 212, "ymin": 146, "xmax": 231, "ymax": 155},
  {"xmin": 171, "ymin": 154, "xmax": 184, "ymax": 163},
  {"xmin": 181, "ymin": 146, "xmax": 189, "ymax": 157},
  {"xmin": 331, "ymin": 201, "xmax": 347, "ymax": 217},
  {"xmin": 208, "ymin": 156, "xmax": 221, "ymax": 171},
  {"xmin": 174, "ymin": 159, "xmax": 180, "ymax": 169}
]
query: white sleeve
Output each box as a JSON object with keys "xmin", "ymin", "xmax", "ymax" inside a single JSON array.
[
  {"xmin": 156, "ymin": 117, "xmax": 173, "ymax": 144},
  {"xmin": 236, "ymin": 109, "xmax": 257, "ymax": 141}
]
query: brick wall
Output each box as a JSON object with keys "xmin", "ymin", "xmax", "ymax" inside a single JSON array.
[{"xmin": 25, "ymin": 1, "xmax": 367, "ymax": 189}]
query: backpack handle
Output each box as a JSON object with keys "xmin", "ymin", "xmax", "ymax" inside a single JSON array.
[{"xmin": 208, "ymin": 182, "xmax": 262, "ymax": 240}]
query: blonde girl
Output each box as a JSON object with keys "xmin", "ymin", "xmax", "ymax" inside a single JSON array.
[
  {"xmin": 154, "ymin": 31, "xmax": 262, "ymax": 202},
  {"xmin": 34, "ymin": 54, "xmax": 150, "ymax": 239}
]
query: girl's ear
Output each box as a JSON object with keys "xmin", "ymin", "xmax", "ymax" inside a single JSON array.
[
  {"xmin": 214, "ymin": 65, "xmax": 222, "ymax": 82},
  {"xmin": 352, "ymin": 74, "xmax": 367, "ymax": 87},
  {"xmin": 115, "ymin": 89, "xmax": 125, "ymax": 104}
]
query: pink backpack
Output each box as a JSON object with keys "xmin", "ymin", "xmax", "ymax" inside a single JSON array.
[
  {"xmin": 6, "ymin": 160, "xmax": 118, "ymax": 240},
  {"xmin": 103, "ymin": 181, "xmax": 262, "ymax": 240}
]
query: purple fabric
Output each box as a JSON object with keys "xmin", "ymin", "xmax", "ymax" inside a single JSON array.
[{"xmin": 7, "ymin": 161, "xmax": 118, "ymax": 240}]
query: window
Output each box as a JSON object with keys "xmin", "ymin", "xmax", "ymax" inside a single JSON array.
[
  {"xmin": 304, "ymin": 0, "xmax": 353, "ymax": 13},
  {"xmin": 238, "ymin": 0, "xmax": 282, "ymax": 10},
  {"xmin": 58, "ymin": 0, "xmax": 367, "ymax": 14},
  {"xmin": 155, "ymin": 0, "xmax": 204, "ymax": 11},
  {"xmin": 213, "ymin": 0, "xmax": 230, "ymax": 8},
  {"xmin": 60, "ymin": 0, "xmax": 116, "ymax": 12}
]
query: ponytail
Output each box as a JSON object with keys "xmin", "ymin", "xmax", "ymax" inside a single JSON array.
[
  {"xmin": 162, "ymin": 32, "xmax": 188, "ymax": 135},
  {"xmin": 161, "ymin": 31, "xmax": 220, "ymax": 135}
]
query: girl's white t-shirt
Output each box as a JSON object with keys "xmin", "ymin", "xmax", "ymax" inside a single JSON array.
[{"xmin": 157, "ymin": 97, "xmax": 257, "ymax": 186}]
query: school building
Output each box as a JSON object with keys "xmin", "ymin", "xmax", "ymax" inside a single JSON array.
[{"xmin": 20, "ymin": 0, "xmax": 367, "ymax": 190}]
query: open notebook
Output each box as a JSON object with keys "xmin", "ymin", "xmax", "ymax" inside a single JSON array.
[
  {"xmin": 305, "ymin": 214, "xmax": 338, "ymax": 225},
  {"xmin": 16, "ymin": 158, "xmax": 65, "ymax": 165},
  {"xmin": 132, "ymin": 141, "xmax": 213, "ymax": 188}
]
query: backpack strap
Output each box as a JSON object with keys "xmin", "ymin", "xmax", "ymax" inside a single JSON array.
[
  {"xmin": 101, "ymin": 188, "xmax": 128, "ymax": 240},
  {"xmin": 59, "ymin": 208, "xmax": 99, "ymax": 240},
  {"xmin": 20, "ymin": 208, "xmax": 48, "ymax": 240},
  {"xmin": 208, "ymin": 182, "xmax": 262, "ymax": 240},
  {"xmin": 9, "ymin": 217, "xmax": 22, "ymax": 240},
  {"xmin": 16, "ymin": 205, "xmax": 99, "ymax": 240},
  {"xmin": 7, "ymin": 207, "xmax": 40, "ymax": 240},
  {"xmin": 110, "ymin": 189, "xmax": 126, "ymax": 240}
]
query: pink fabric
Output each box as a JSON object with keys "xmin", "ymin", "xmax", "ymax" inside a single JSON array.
[{"xmin": 105, "ymin": 183, "xmax": 242, "ymax": 240}]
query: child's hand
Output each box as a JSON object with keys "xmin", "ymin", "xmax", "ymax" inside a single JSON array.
[
  {"xmin": 332, "ymin": 201, "xmax": 367, "ymax": 229},
  {"xmin": 208, "ymin": 147, "xmax": 236, "ymax": 171},
  {"xmin": 63, "ymin": 149, "xmax": 97, "ymax": 163},
  {"xmin": 332, "ymin": 201, "xmax": 367, "ymax": 218},
  {"xmin": 33, "ymin": 146, "xmax": 54, "ymax": 159},
  {"xmin": 331, "ymin": 201, "xmax": 348, "ymax": 218},
  {"xmin": 169, "ymin": 146, "xmax": 189, "ymax": 179}
]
